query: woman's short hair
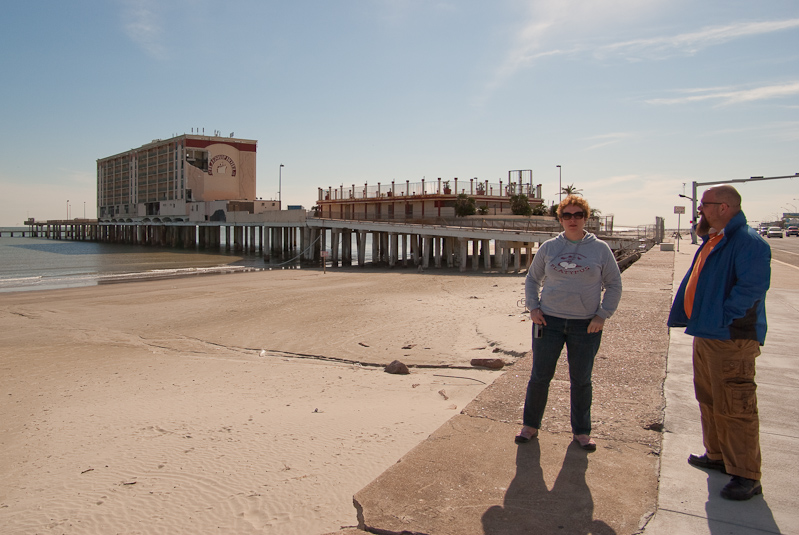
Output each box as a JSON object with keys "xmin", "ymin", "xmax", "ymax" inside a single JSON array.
[{"xmin": 557, "ymin": 195, "xmax": 590, "ymax": 219}]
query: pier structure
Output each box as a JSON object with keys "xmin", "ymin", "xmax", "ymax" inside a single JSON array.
[
  {"xmin": 27, "ymin": 213, "xmax": 636, "ymax": 273},
  {"xmin": 317, "ymin": 171, "xmax": 543, "ymax": 221},
  {"xmin": 9, "ymin": 132, "xmax": 644, "ymax": 271},
  {"xmin": 28, "ymin": 218, "xmax": 302, "ymax": 261},
  {"xmin": 309, "ymin": 217, "xmax": 635, "ymax": 271},
  {"xmin": 308, "ymin": 218, "xmax": 547, "ymax": 272}
]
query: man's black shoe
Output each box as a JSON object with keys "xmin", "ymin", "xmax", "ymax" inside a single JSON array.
[
  {"xmin": 721, "ymin": 476, "xmax": 762, "ymax": 501},
  {"xmin": 687, "ymin": 453, "xmax": 727, "ymax": 474}
]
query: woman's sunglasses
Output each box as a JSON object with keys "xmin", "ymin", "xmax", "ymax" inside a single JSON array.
[{"xmin": 560, "ymin": 212, "xmax": 585, "ymax": 220}]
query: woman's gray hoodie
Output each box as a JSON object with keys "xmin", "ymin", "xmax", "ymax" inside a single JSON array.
[{"xmin": 524, "ymin": 232, "xmax": 622, "ymax": 320}]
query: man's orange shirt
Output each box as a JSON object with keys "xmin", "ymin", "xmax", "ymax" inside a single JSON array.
[{"xmin": 684, "ymin": 232, "xmax": 724, "ymax": 318}]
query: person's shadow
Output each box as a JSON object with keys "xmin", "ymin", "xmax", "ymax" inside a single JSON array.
[
  {"xmin": 704, "ymin": 474, "xmax": 781, "ymax": 534},
  {"xmin": 481, "ymin": 441, "xmax": 615, "ymax": 534}
]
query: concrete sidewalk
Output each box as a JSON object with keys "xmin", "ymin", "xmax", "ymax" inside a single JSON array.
[
  {"xmin": 343, "ymin": 249, "xmax": 672, "ymax": 535},
  {"xmin": 642, "ymin": 244, "xmax": 799, "ymax": 535}
]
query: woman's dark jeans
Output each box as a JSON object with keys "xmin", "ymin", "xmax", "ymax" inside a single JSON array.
[{"xmin": 522, "ymin": 314, "xmax": 603, "ymax": 436}]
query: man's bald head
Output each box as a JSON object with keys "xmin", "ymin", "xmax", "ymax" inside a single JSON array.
[
  {"xmin": 697, "ymin": 185, "xmax": 743, "ymax": 235},
  {"xmin": 709, "ymin": 185, "xmax": 742, "ymax": 213}
]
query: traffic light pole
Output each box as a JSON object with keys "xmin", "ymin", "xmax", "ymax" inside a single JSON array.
[{"xmin": 687, "ymin": 173, "xmax": 798, "ymax": 245}]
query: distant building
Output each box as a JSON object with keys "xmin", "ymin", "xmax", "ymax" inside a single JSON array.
[
  {"xmin": 96, "ymin": 134, "xmax": 269, "ymax": 222},
  {"xmin": 317, "ymin": 172, "xmax": 543, "ymax": 221}
]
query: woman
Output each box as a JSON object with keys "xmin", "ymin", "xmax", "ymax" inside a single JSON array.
[{"xmin": 515, "ymin": 195, "xmax": 622, "ymax": 451}]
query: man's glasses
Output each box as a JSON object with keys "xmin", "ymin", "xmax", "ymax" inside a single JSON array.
[
  {"xmin": 699, "ymin": 201, "xmax": 725, "ymax": 208},
  {"xmin": 560, "ymin": 212, "xmax": 585, "ymax": 220}
]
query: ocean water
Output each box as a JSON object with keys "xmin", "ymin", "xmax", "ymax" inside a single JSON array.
[{"xmin": 0, "ymin": 232, "xmax": 305, "ymax": 293}]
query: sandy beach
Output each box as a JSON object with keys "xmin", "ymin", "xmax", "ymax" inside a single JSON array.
[{"xmin": 0, "ymin": 269, "xmax": 532, "ymax": 534}]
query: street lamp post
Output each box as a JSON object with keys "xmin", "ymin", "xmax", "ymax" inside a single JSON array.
[
  {"xmin": 66, "ymin": 200, "xmax": 69, "ymax": 221},
  {"xmin": 279, "ymin": 164, "xmax": 284, "ymax": 209},
  {"xmin": 556, "ymin": 165, "xmax": 562, "ymax": 204},
  {"xmin": 678, "ymin": 193, "xmax": 698, "ymax": 244}
]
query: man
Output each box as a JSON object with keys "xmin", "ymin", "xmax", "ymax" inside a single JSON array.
[{"xmin": 668, "ymin": 184, "xmax": 771, "ymax": 501}]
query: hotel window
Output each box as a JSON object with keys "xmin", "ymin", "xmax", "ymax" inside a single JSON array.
[{"xmin": 186, "ymin": 149, "xmax": 208, "ymax": 172}]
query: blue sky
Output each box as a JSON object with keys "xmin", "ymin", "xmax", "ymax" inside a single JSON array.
[{"xmin": 2, "ymin": 0, "xmax": 797, "ymax": 228}]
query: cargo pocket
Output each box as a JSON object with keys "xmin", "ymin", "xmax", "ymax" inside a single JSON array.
[
  {"xmin": 722, "ymin": 356, "xmax": 756, "ymax": 381},
  {"xmin": 723, "ymin": 381, "xmax": 758, "ymax": 416}
]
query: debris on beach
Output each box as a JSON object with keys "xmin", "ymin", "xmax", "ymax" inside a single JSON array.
[
  {"xmin": 470, "ymin": 358, "xmax": 505, "ymax": 369},
  {"xmin": 385, "ymin": 360, "xmax": 410, "ymax": 375},
  {"xmin": 438, "ymin": 389, "xmax": 449, "ymax": 400}
]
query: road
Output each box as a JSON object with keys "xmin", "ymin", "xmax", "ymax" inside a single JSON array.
[{"xmin": 766, "ymin": 232, "xmax": 799, "ymax": 267}]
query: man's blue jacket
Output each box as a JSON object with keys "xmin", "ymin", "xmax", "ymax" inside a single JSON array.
[{"xmin": 667, "ymin": 211, "xmax": 771, "ymax": 344}]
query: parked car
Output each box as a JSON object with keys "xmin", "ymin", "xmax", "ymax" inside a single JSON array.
[
  {"xmin": 787, "ymin": 226, "xmax": 799, "ymax": 237},
  {"xmin": 767, "ymin": 227, "xmax": 783, "ymax": 238},
  {"xmin": 759, "ymin": 226, "xmax": 769, "ymax": 236}
]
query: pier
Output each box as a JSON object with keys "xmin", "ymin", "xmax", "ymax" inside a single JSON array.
[
  {"xmin": 23, "ymin": 213, "xmax": 644, "ymax": 273},
  {"xmin": 0, "ymin": 230, "xmax": 38, "ymax": 238}
]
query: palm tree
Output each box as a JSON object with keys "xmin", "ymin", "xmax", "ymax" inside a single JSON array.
[{"xmin": 561, "ymin": 183, "xmax": 583, "ymax": 196}]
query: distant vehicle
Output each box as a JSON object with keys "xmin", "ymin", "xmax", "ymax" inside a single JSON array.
[
  {"xmin": 759, "ymin": 225, "xmax": 769, "ymax": 236},
  {"xmin": 787, "ymin": 226, "xmax": 799, "ymax": 237},
  {"xmin": 767, "ymin": 227, "xmax": 783, "ymax": 238}
]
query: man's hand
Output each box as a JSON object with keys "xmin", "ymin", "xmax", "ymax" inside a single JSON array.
[{"xmin": 587, "ymin": 315, "xmax": 605, "ymax": 333}]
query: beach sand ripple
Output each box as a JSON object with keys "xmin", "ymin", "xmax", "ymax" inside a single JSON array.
[{"xmin": 0, "ymin": 270, "xmax": 530, "ymax": 534}]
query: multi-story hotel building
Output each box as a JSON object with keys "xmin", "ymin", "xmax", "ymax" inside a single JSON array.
[{"xmin": 97, "ymin": 134, "xmax": 263, "ymax": 222}]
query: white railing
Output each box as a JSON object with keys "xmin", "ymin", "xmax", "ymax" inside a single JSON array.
[{"xmin": 319, "ymin": 180, "xmax": 541, "ymax": 201}]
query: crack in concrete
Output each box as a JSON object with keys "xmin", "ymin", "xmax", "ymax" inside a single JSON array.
[{"xmin": 355, "ymin": 495, "xmax": 432, "ymax": 535}]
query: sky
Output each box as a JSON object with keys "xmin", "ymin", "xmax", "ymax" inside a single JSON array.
[{"xmin": 1, "ymin": 0, "xmax": 798, "ymax": 229}]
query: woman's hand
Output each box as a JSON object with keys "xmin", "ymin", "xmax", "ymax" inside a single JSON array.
[
  {"xmin": 530, "ymin": 308, "xmax": 546, "ymax": 325},
  {"xmin": 587, "ymin": 315, "xmax": 605, "ymax": 333}
]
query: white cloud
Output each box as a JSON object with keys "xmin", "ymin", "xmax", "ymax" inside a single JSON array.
[
  {"xmin": 121, "ymin": 0, "xmax": 167, "ymax": 59},
  {"xmin": 646, "ymin": 81, "xmax": 799, "ymax": 106},
  {"xmin": 590, "ymin": 174, "xmax": 641, "ymax": 186},
  {"xmin": 598, "ymin": 19, "xmax": 799, "ymax": 61},
  {"xmin": 704, "ymin": 121, "xmax": 799, "ymax": 142},
  {"xmin": 582, "ymin": 132, "xmax": 636, "ymax": 150},
  {"xmin": 486, "ymin": 10, "xmax": 799, "ymax": 97},
  {"xmin": 587, "ymin": 172, "xmax": 687, "ymax": 224}
]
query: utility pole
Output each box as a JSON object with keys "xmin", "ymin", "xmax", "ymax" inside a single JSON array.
[
  {"xmin": 279, "ymin": 164, "xmax": 284, "ymax": 209},
  {"xmin": 556, "ymin": 165, "xmax": 562, "ymax": 205}
]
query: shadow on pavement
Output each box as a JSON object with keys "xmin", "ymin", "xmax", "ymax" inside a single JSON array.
[
  {"xmin": 704, "ymin": 475, "xmax": 781, "ymax": 534},
  {"xmin": 482, "ymin": 441, "xmax": 616, "ymax": 535}
]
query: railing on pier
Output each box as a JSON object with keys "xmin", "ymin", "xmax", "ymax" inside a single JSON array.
[
  {"xmin": 320, "ymin": 180, "xmax": 541, "ymax": 201},
  {"xmin": 312, "ymin": 214, "xmax": 601, "ymax": 234}
]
